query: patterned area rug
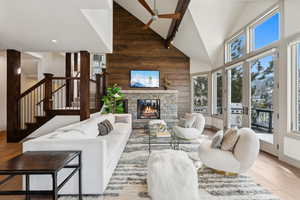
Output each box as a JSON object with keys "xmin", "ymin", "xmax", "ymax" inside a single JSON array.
[{"xmin": 60, "ymin": 129, "xmax": 280, "ymax": 200}]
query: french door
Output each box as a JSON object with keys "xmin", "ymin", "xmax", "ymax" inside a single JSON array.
[{"xmin": 224, "ymin": 50, "xmax": 279, "ymax": 155}]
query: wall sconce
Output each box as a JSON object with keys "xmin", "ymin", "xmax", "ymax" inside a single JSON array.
[{"xmin": 17, "ymin": 67, "xmax": 21, "ymax": 75}]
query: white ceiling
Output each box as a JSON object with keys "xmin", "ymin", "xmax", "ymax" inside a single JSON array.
[
  {"xmin": 0, "ymin": 0, "xmax": 113, "ymax": 53},
  {"xmin": 115, "ymin": 0, "xmax": 277, "ymax": 69}
]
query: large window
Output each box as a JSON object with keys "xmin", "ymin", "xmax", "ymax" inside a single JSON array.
[
  {"xmin": 226, "ymin": 33, "xmax": 246, "ymax": 62},
  {"xmin": 291, "ymin": 42, "xmax": 300, "ymax": 132},
  {"xmin": 192, "ymin": 75, "xmax": 208, "ymax": 113},
  {"xmin": 250, "ymin": 11, "xmax": 280, "ymax": 51},
  {"xmin": 225, "ymin": 7, "xmax": 280, "ymax": 64},
  {"xmin": 212, "ymin": 71, "xmax": 223, "ymax": 115}
]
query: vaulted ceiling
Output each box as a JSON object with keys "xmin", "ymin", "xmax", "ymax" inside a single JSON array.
[
  {"xmin": 0, "ymin": 0, "xmax": 113, "ymax": 53},
  {"xmin": 115, "ymin": 0, "xmax": 277, "ymax": 70}
]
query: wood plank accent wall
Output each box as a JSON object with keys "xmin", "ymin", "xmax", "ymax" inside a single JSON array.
[{"xmin": 107, "ymin": 3, "xmax": 191, "ymax": 117}]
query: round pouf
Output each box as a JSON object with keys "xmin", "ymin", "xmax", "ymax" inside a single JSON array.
[{"xmin": 147, "ymin": 150, "xmax": 199, "ymax": 200}]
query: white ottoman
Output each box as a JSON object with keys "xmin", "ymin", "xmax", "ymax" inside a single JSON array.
[{"xmin": 147, "ymin": 150, "xmax": 199, "ymax": 200}]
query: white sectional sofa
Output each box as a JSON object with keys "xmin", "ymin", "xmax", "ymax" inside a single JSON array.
[{"xmin": 23, "ymin": 113, "xmax": 132, "ymax": 195}]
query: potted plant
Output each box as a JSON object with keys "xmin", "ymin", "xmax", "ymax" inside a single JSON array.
[{"xmin": 102, "ymin": 84, "xmax": 125, "ymax": 114}]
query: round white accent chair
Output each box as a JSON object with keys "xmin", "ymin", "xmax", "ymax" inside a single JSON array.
[
  {"xmin": 198, "ymin": 128, "xmax": 260, "ymax": 174},
  {"xmin": 173, "ymin": 113, "xmax": 205, "ymax": 140}
]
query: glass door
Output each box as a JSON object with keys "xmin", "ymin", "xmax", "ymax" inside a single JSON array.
[
  {"xmin": 248, "ymin": 52, "xmax": 278, "ymax": 154},
  {"xmin": 225, "ymin": 65, "xmax": 244, "ymax": 129}
]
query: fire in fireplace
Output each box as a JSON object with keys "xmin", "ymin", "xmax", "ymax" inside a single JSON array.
[{"xmin": 137, "ymin": 99, "xmax": 160, "ymax": 119}]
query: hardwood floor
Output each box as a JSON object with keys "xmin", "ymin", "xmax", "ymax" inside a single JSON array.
[{"xmin": 0, "ymin": 130, "xmax": 300, "ymax": 200}]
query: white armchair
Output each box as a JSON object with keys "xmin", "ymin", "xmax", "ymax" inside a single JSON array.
[
  {"xmin": 198, "ymin": 128, "xmax": 259, "ymax": 174},
  {"xmin": 173, "ymin": 113, "xmax": 205, "ymax": 140}
]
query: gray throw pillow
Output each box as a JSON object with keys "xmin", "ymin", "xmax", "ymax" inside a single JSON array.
[
  {"xmin": 211, "ymin": 130, "xmax": 223, "ymax": 149},
  {"xmin": 115, "ymin": 116, "xmax": 129, "ymax": 123},
  {"xmin": 98, "ymin": 120, "xmax": 113, "ymax": 136}
]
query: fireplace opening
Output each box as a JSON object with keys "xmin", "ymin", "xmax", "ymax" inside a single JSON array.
[{"xmin": 137, "ymin": 99, "xmax": 160, "ymax": 119}]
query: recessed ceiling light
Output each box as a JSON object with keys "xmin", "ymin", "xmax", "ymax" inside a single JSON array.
[{"xmin": 51, "ymin": 39, "xmax": 58, "ymax": 43}]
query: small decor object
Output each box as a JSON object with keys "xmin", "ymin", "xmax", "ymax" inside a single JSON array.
[
  {"xmin": 221, "ymin": 128, "xmax": 239, "ymax": 151},
  {"xmin": 102, "ymin": 84, "xmax": 125, "ymax": 114},
  {"xmin": 156, "ymin": 124, "xmax": 170, "ymax": 138},
  {"xmin": 98, "ymin": 120, "xmax": 114, "ymax": 136},
  {"xmin": 149, "ymin": 120, "xmax": 167, "ymax": 136},
  {"xmin": 211, "ymin": 130, "xmax": 224, "ymax": 149},
  {"xmin": 163, "ymin": 76, "xmax": 172, "ymax": 90}
]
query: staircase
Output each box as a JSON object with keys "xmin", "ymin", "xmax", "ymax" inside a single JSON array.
[{"xmin": 14, "ymin": 72, "xmax": 107, "ymax": 141}]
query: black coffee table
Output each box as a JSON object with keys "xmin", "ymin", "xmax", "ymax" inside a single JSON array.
[{"xmin": 0, "ymin": 151, "xmax": 82, "ymax": 200}]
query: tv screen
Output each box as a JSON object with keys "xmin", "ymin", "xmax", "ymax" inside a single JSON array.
[{"xmin": 130, "ymin": 70, "xmax": 160, "ymax": 88}]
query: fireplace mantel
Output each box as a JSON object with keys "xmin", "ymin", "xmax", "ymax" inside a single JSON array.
[{"xmin": 121, "ymin": 90, "xmax": 178, "ymax": 94}]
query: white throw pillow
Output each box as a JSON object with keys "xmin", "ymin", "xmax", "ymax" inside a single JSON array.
[{"xmin": 183, "ymin": 113, "xmax": 196, "ymax": 128}]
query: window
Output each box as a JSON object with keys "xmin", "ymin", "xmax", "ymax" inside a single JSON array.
[
  {"xmin": 291, "ymin": 42, "xmax": 300, "ymax": 132},
  {"xmin": 192, "ymin": 75, "xmax": 208, "ymax": 113},
  {"xmin": 226, "ymin": 33, "xmax": 246, "ymax": 62},
  {"xmin": 250, "ymin": 11, "xmax": 280, "ymax": 51},
  {"xmin": 212, "ymin": 71, "xmax": 223, "ymax": 115}
]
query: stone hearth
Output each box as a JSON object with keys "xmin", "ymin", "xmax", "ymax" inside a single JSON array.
[{"xmin": 122, "ymin": 90, "xmax": 178, "ymax": 128}]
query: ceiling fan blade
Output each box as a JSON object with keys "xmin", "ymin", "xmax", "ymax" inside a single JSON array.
[
  {"xmin": 138, "ymin": 0, "xmax": 155, "ymax": 16},
  {"xmin": 143, "ymin": 19, "xmax": 154, "ymax": 29},
  {"xmin": 158, "ymin": 13, "xmax": 181, "ymax": 19}
]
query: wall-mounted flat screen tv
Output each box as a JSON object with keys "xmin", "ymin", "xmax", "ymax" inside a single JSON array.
[{"xmin": 130, "ymin": 70, "xmax": 160, "ymax": 88}]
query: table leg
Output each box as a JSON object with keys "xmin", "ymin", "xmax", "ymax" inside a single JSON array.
[
  {"xmin": 52, "ymin": 173, "xmax": 58, "ymax": 200},
  {"xmin": 25, "ymin": 174, "xmax": 30, "ymax": 200},
  {"xmin": 78, "ymin": 153, "xmax": 82, "ymax": 200}
]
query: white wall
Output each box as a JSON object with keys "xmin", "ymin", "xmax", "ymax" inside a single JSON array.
[
  {"xmin": 190, "ymin": 59, "xmax": 212, "ymax": 74},
  {"xmin": 285, "ymin": 0, "xmax": 300, "ymax": 38},
  {"xmin": 0, "ymin": 52, "xmax": 7, "ymax": 131},
  {"xmin": 38, "ymin": 53, "xmax": 65, "ymax": 80}
]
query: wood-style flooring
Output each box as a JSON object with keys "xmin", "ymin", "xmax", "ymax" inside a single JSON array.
[{"xmin": 0, "ymin": 130, "xmax": 300, "ymax": 200}]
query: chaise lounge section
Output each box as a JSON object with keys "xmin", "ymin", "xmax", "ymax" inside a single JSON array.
[{"xmin": 23, "ymin": 113, "xmax": 132, "ymax": 195}]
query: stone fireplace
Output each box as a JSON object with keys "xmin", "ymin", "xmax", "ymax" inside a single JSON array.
[
  {"xmin": 137, "ymin": 99, "xmax": 160, "ymax": 119},
  {"xmin": 121, "ymin": 90, "xmax": 178, "ymax": 128}
]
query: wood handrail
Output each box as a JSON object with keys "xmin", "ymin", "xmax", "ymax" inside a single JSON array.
[
  {"xmin": 18, "ymin": 78, "xmax": 47, "ymax": 99},
  {"xmin": 36, "ymin": 72, "xmax": 81, "ymax": 106}
]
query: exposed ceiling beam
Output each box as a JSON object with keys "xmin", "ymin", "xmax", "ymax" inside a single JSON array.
[{"xmin": 165, "ymin": 0, "xmax": 191, "ymax": 48}]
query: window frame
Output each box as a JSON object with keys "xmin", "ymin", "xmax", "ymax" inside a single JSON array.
[
  {"xmin": 289, "ymin": 40, "xmax": 300, "ymax": 134},
  {"xmin": 225, "ymin": 31, "xmax": 246, "ymax": 63},
  {"xmin": 191, "ymin": 73, "xmax": 209, "ymax": 114},
  {"xmin": 224, "ymin": 5, "xmax": 280, "ymax": 64},
  {"xmin": 212, "ymin": 70, "xmax": 223, "ymax": 116},
  {"xmin": 249, "ymin": 7, "xmax": 280, "ymax": 52}
]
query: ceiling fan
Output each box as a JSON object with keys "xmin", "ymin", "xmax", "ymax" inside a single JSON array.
[{"xmin": 138, "ymin": 0, "xmax": 181, "ymax": 29}]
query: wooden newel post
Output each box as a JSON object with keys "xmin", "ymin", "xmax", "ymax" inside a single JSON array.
[
  {"xmin": 44, "ymin": 73, "xmax": 53, "ymax": 112},
  {"xmin": 95, "ymin": 73, "xmax": 102, "ymax": 111},
  {"xmin": 80, "ymin": 51, "xmax": 90, "ymax": 121},
  {"xmin": 102, "ymin": 68, "xmax": 108, "ymax": 96},
  {"xmin": 7, "ymin": 49, "xmax": 21, "ymax": 142}
]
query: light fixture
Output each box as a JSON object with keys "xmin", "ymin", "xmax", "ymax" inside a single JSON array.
[
  {"xmin": 17, "ymin": 67, "xmax": 21, "ymax": 75},
  {"xmin": 51, "ymin": 39, "xmax": 58, "ymax": 43}
]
